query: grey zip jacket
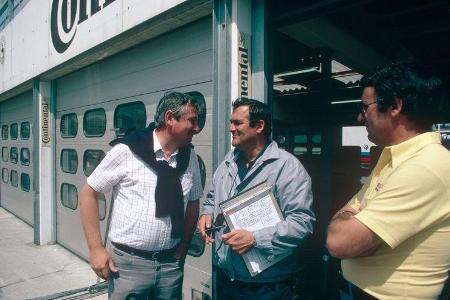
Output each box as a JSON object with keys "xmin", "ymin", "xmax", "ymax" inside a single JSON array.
[{"xmin": 201, "ymin": 141, "xmax": 315, "ymax": 282}]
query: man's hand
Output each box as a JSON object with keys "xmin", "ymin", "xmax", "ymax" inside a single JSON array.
[
  {"xmin": 89, "ymin": 247, "xmax": 117, "ymax": 280},
  {"xmin": 222, "ymin": 229, "xmax": 255, "ymax": 255},
  {"xmin": 327, "ymin": 203, "xmax": 383, "ymax": 259},
  {"xmin": 175, "ymin": 242, "xmax": 190, "ymax": 260},
  {"xmin": 197, "ymin": 215, "xmax": 214, "ymax": 244}
]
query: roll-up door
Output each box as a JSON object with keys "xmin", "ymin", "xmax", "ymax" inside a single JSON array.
[
  {"xmin": 55, "ymin": 17, "xmax": 213, "ymax": 298},
  {"xmin": 0, "ymin": 91, "xmax": 34, "ymax": 225}
]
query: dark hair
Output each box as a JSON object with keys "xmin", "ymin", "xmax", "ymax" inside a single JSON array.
[
  {"xmin": 361, "ymin": 62, "xmax": 446, "ymax": 130},
  {"xmin": 232, "ymin": 98, "xmax": 272, "ymax": 139},
  {"xmin": 154, "ymin": 92, "xmax": 199, "ymax": 128}
]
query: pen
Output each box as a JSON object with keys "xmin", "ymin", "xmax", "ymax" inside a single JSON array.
[{"xmin": 204, "ymin": 225, "xmax": 226, "ymax": 233}]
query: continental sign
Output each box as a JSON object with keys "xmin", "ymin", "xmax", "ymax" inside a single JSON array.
[{"xmin": 50, "ymin": 0, "xmax": 117, "ymax": 53}]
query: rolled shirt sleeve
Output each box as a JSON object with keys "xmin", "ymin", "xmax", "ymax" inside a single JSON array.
[{"xmin": 87, "ymin": 144, "xmax": 128, "ymax": 194}]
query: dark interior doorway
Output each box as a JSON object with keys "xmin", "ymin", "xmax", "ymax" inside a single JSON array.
[{"xmin": 268, "ymin": 1, "xmax": 450, "ymax": 298}]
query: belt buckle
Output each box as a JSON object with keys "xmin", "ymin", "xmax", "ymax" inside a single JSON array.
[{"xmin": 151, "ymin": 251, "xmax": 159, "ymax": 260}]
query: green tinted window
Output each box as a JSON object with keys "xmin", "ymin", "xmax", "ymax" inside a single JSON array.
[
  {"xmin": 186, "ymin": 91, "xmax": 207, "ymax": 131},
  {"xmin": 83, "ymin": 150, "xmax": 105, "ymax": 176},
  {"xmin": 312, "ymin": 134, "xmax": 321, "ymax": 144},
  {"xmin": 10, "ymin": 170, "xmax": 18, "ymax": 187},
  {"xmin": 114, "ymin": 101, "xmax": 146, "ymax": 138},
  {"xmin": 2, "ymin": 168, "xmax": 8, "ymax": 183},
  {"xmin": 20, "ymin": 122, "xmax": 30, "ymax": 140},
  {"xmin": 293, "ymin": 146, "xmax": 308, "ymax": 156},
  {"xmin": 2, "ymin": 147, "xmax": 8, "ymax": 162},
  {"xmin": 61, "ymin": 183, "xmax": 78, "ymax": 210},
  {"xmin": 61, "ymin": 113, "xmax": 78, "ymax": 138},
  {"xmin": 61, "ymin": 149, "xmax": 78, "ymax": 174},
  {"xmin": 10, "ymin": 147, "xmax": 18, "ymax": 164},
  {"xmin": 2, "ymin": 125, "xmax": 8, "ymax": 140},
  {"xmin": 294, "ymin": 135, "xmax": 307, "ymax": 144},
  {"xmin": 20, "ymin": 148, "xmax": 30, "ymax": 166},
  {"xmin": 10, "ymin": 123, "xmax": 18, "ymax": 140},
  {"xmin": 312, "ymin": 147, "xmax": 321, "ymax": 155},
  {"xmin": 83, "ymin": 108, "xmax": 106, "ymax": 137},
  {"xmin": 20, "ymin": 173, "xmax": 30, "ymax": 192}
]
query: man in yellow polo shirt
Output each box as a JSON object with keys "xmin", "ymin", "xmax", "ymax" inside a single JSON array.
[{"xmin": 327, "ymin": 62, "xmax": 450, "ymax": 300}]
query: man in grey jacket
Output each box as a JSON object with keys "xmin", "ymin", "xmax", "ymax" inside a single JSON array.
[{"xmin": 198, "ymin": 98, "xmax": 315, "ymax": 299}]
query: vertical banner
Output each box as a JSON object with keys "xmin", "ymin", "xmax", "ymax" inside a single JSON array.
[
  {"xmin": 41, "ymin": 101, "xmax": 50, "ymax": 146},
  {"xmin": 34, "ymin": 80, "xmax": 55, "ymax": 245},
  {"xmin": 231, "ymin": 0, "xmax": 252, "ymax": 102},
  {"xmin": 238, "ymin": 31, "xmax": 251, "ymax": 99}
]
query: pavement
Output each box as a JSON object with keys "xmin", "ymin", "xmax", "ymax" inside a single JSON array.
[{"xmin": 0, "ymin": 207, "xmax": 107, "ymax": 300}]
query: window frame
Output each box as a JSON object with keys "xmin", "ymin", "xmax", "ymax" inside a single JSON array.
[
  {"xmin": 20, "ymin": 121, "xmax": 30, "ymax": 140},
  {"xmin": 113, "ymin": 101, "xmax": 146, "ymax": 138},
  {"xmin": 83, "ymin": 149, "xmax": 106, "ymax": 177},
  {"xmin": 20, "ymin": 173, "xmax": 30, "ymax": 192},
  {"xmin": 60, "ymin": 149, "xmax": 78, "ymax": 174},
  {"xmin": 83, "ymin": 108, "xmax": 107, "ymax": 137},
  {"xmin": 2, "ymin": 168, "xmax": 9, "ymax": 183},
  {"xmin": 60, "ymin": 183, "xmax": 78, "ymax": 210},
  {"xmin": 2, "ymin": 124, "xmax": 9, "ymax": 140},
  {"xmin": 10, "ymin": 170, "xmax": 18, "ymax": 187},
  {"xmin": 20, "ymin": 148, "xmax": 30, "ymax": 166},
  {"xmin": 10, "ymin": 147, "xmax": 18, "ymax": 164},
  {"xmin": 60, "ymin": 113, "xmax": 78, "ymax": 138},
  {"xmin": 186, "ymin": 91, "xmax": 207, "ymax": 132},
  {"xmin": 2, "ymin": 147, "xmax": 8, "ymax": 162},
  {"xmin": 10, "ymin": 123, "xmax": 18, "ymax": 140}
]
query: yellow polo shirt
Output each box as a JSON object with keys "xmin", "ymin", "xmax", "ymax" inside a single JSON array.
[{"xmin": 342, "ymin": 132, "xmax": 450, "ymax": 300}]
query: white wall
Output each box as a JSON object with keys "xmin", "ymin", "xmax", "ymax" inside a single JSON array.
[{"xmin": 0, "ymin": 0, "xmax": 187, "ymax": 94}]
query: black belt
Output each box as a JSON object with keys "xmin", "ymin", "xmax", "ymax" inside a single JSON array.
[
  {"xmin": 351, "ymin": 284, "xmax": 378, "ymax": 300},
  {"xmin": 112, "ymin": 242, "xmax": 177, "ymax": 260}
]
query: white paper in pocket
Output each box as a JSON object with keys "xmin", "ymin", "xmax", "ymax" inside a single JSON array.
[{"xmin": 181, "ymin": 174, "xmax": 193, "ymax": 196}]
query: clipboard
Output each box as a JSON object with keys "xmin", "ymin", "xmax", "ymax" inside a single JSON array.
[{"xmin": 219, "ymin": 181, "xmax": 288, "ymax": 276}]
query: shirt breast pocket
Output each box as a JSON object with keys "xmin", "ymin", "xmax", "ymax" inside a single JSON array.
[{"xmin": 181, "ymin": 174, "xmax": 193, "ymax": 197}]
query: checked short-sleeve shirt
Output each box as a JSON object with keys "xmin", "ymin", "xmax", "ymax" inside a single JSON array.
[{"xmin": 87, "ymin": 130, "xmax": 203, "ymax": 251}]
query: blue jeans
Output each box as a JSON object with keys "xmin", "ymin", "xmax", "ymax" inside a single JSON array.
[
  {"xmin": 216, "ymin": 269, "xmax": 294, "ymax": 300},
  {"xmin": 107, "ymin": 243, "xmax": 184, "ymax": 300}
]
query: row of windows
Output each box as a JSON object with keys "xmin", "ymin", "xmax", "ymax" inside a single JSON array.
[
  {"xmin": 2, "ymin": 93, "xmax": 207, "ymax": 141},
  {"xmin": 2, "ymin": 147, "xmax": 30, "ymax": 165},
  {"xmin": 61, "ymin": 149, "xmax": 105, "ymax": 176},
  {"xmin": 1, "ymin": 168, "xmax": 30, "ymax": 192},
  {"xmin": 61, "ymin": 102, "xmax": 147, "ymax": 138},
  {"xmin": 276, "ymin": 134, "xmax": 322, "ymax": 156},
  {"xmin": 60, "ymin": 149, "xmax": 207, "ymax": 190},
  {"xmin": 1, "ymin": 167, "xmax": 105, "ymax": 218},
  {"xmin": 60, "ymin": 183, "xmax": 106, "ymax": 220},
  {"xmin": 59, "ymin": 155, "xmax": 207, "ymax": 216},
  {"xmin": 61, "ymin": 94, "xmax": 207, "ymax": 139},
  {"xmin": 1, "ymin": 121, "xmax": 30, "ymax": 140}
]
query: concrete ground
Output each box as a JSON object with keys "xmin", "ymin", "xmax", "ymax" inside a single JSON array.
[{"xmin": 0, "ymin": 207, "xmax": 107, "ymax": 300}]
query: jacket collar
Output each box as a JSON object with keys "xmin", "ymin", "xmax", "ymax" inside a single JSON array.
[
  {"xmin": 224, "ymin": 141, "xmax": 280, "ymax": 188},
  {"xmin": 225, "ymin": 140, "xmax": 280, "ymax": 165}
]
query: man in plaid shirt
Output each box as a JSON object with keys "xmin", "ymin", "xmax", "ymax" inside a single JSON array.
[{"xmin": 80, "ymin": 92, "xmax": 203, "ymax": 300}]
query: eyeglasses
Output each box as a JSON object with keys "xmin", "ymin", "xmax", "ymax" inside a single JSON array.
[{"xmin": 359, "ymin": 100, "xmax": 378, "ymax": 114}]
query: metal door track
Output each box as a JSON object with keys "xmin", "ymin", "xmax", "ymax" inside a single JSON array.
[{"xmin": 28, "ymin": 281, "xmax": 108, "ymax": 300}]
